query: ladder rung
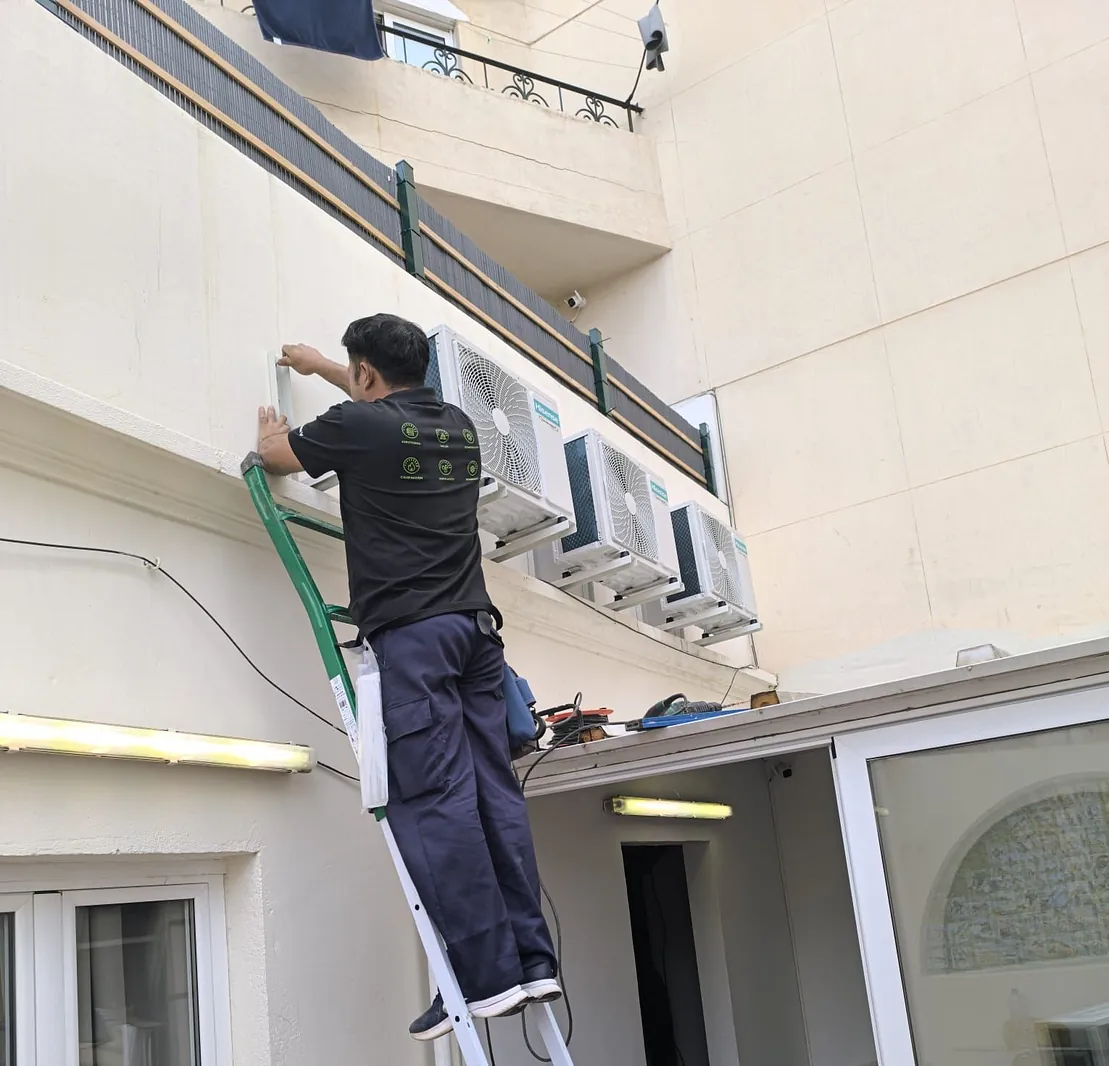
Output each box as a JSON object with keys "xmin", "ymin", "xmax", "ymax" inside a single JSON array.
[
  {"xmin": 326, "ymin": 605, "xmax": 355, "ymax": 626},
  {"xmin": 276, "ymin": 506, "xmax": 345, "ymax": 541}
]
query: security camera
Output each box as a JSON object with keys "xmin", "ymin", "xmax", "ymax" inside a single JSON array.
[
  {"xmin": 771, "ymin": 760, "xmax": 793, "ymax": 780},
  {"xmin": 565, "ymin": 290, "xmax": 587, "ymax": 312}
]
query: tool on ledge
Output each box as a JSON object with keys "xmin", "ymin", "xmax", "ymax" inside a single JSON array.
[{"xmin": 624, "ymin": 692, "xmax": 748, "ymax": 732}]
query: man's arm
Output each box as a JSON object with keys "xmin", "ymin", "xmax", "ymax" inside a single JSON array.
[
  {"xmin": 278, "ymin": 343, "xmax": 350, "ymax": 396},
  {"xmin": 256, "ymin": 406, "xmax": 304, "ymax": 476}
]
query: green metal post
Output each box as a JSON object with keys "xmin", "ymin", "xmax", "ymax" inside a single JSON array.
[
  {"xmin": 699, "ymin": 422, "xmax": 717, "ymax": 497},
  {"xmin": 241, "ymin": 454, "xmax": 386, "ymax": 819},
  {"xmin": 395, "ymin": 159, "xmax": 425, "ymax": 279},
  {"xmin": 588, "ymin": 328, "xmax": 614, "ymax": 415}
]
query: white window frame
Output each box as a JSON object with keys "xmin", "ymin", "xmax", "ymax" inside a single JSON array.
[
  {"xmin": 380, "ymin": 12, "xmax": 455, "ymax": 64},
  {"xmin": 0, "ymin": 894, "xmax": 35, "ymax": 1066},
  {"xmin": 833, "ymin": 684, "xmax": 1109, "ymax": 1066},
  {"xmin": 0, "ymin": 873, "xmax": 232, "ymax": 1066},
  {"xmin": 377, "ymin": 0, "xmax": 467, "ymax": 32}
]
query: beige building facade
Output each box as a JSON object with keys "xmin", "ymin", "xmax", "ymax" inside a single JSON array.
[
  {"xmin": 194, "ymin": 0, "xmax": 1109, "ymax": 694},
  {"xmin": 6, "ymin": 0, "xmax": 1109, "ymax": 1064}
]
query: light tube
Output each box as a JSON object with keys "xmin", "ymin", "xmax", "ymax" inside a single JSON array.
[
  {"xmin": 0, "ymin": 712, "xmax": 315, "ymax": 773},
  {"xmin": 605, "ymin": 796, "xmax": 732, "ymax": 820}
]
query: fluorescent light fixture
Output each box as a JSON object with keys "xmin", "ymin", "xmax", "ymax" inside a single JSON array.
[
  {"xmin": 0, "ymin": 712, "xmax": 315, "ymax": 773},
  {"xmin": 604, "ymin": 796, "xmax": 732, "ymax": 820}
]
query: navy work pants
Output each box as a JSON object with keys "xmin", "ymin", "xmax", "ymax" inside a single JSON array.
[{"xmin": 372, "ymin": 612, "xmax": 556, "ymax": 1002}]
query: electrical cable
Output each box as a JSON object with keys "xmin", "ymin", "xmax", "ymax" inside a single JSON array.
[
  {"xmin": 719, "ymin": 665, "xmax": 742, "ymax": 708},
  {"xmin": 625, "ymin": 0, "xmax": 661, "ymax": 104},
  {"xmin": 318, "ymin": 760, "xmax": 359, "ymax": 784},
  {"xmin": 520, "ymin": 875, "xmax": 574, "ymax": 1061},
  {"xmin": 486, "ymin": 697, "xmax": 589, "ymax": 1062},
  {"xmin": 625, "ymin": 46, "xmax": 647, "ymax": 105},
  {"xmin": 566, "ymin": 589, "xmax": 746, "ymax": 703},
  {"xmin": 0, "ymin": 536, "xmax": 350, "ymax": 738}
]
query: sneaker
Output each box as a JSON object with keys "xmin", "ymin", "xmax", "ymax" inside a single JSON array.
[
  {"xmin": 468, "ymin": 984, "xmax": 529, "ymax": 1019},
  {"xmin": 409, "ymin": 993, "xmax": 452, "ymax": 1043},
  {"xmin": 521, "ymin": 958, "xmax": 562, "ymax": 1003},
  {"xmin": 409, "ymin": 985, "xmax": 530, "ymax": 1042}
]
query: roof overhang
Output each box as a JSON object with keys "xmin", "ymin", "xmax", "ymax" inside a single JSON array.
[{"xmin": 520, "ymin": 635, "xmax": 1109, "ymax": 796}]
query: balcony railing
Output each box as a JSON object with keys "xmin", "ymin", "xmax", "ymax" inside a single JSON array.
[
  {"xmin": 36, "ymin": 0, "xmax": 715, "ymax": 493},
  {"xmin": 378, "ymin": 24, "xmax": 644, "ymax": 132}
]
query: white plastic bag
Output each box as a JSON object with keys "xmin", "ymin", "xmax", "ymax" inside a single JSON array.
[{"xmin": 356, "ymin": 643, "xmax": 389, "ymax": 811}]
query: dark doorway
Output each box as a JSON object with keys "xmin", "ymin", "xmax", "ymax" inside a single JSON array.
[{"xmin": 622, "ymin": 845, "xmax": 711, "ymax": 1066}]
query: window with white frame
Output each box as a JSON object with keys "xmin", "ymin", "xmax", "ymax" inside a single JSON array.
[
  {"xmin": 0, "ymin": 879, "xmax": 230, "ymax": 1065},
  {"xmin": 374, "ymin": 1, "xmax": 467, "ymax": 70},
  {"xmin": 377, "ymin": 12, "xmax": 454, "ymax": 68}
]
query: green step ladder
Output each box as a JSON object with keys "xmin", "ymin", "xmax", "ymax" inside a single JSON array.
[{"xmin": 241, "ymin": 453, "xmax": 574, "ymax": 1066}]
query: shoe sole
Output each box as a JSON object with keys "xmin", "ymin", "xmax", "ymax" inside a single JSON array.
[
  {"xmin": 470, "ymin": 985, "xmax": 529, "ymax": 1019},
  {"xmin": 522, "ymin": 979, "xmax": 563, "ymax": 1004},
  {"xmin": 410, "ymin": 1017, "xmax": 453, "ymax": 1043}
]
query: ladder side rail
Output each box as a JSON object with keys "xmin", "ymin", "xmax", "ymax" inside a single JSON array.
[{"xmin": 241, "ymin": 455, "xmax": 357, "ymax": 742}]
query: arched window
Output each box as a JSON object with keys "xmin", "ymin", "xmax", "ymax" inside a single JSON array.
[{"xmin": 928, "ymin": 785, "xmax": 1109, "ymax": 973}]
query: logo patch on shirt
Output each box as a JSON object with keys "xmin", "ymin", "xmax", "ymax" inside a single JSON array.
[
  {"xmin": 533, "ymin": 398, "xmax": 560, "ymax": 429},
  {"xmin": 436, "ymin": 429, "xmax": 450, "ymax": 445},
  {"xmin": 401, "ymin": 456, "xmax": 423, "ymax": 480},
  {"xmin": 466, "ymin": 460, "xmax": 480, "ymax": 480},
  {"xmin": 401, "ymin": 422, "xmax": 420, "ymax": 444},
  {"xmin": 438, "ymin": 459, "xmax": 454, "ymax": 479}
]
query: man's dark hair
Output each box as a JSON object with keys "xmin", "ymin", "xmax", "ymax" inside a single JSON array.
[{"xmin": 341, "ymin": 314, "xmax": 429, "ymax": 388}]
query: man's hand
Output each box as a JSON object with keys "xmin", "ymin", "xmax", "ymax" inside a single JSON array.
[
  {"xmin": 278, "ymin": 343, "xmax": 325, "ymax": 376},
  {"xmin": 258, "ymin": 405, "xmax": 289, "ymax": 443},
  {"xmin": 278, "ymin": 343, "xmax": 352, "ymax": 396},
  {"xmin": 256, "ymin": 406, "xmax": 303, "ymax": 476}
]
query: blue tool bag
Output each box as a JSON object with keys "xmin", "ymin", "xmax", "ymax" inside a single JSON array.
[{"xmin": 504, "ymin": 664, "xmax": 543, "ymax": 761}]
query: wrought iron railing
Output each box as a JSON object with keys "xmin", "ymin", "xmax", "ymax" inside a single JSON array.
[{"xmin": 379, "ymin": 24, "xmax": 644, "ymax": 132}]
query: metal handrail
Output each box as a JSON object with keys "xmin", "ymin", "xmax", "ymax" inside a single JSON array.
[{"xmin": 379, "ymin": 24, "xmax": 644, "ymax": 131}]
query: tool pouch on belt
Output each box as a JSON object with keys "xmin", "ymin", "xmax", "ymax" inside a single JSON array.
[
  {"xmin": 476, "ymin": 611, "xmax": 543, "ymax": 761},
  {"xmin": 504, "ymin": 664, "xmax": 545, "ymax": 761},
  {"xmin": 356, "ymin": 641, "xmax": 389, "ymax": 810}
]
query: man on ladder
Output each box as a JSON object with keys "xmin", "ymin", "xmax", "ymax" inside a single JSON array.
[{"xmin": 254, "ymin": 313, "xmax": 561, "ymax": 1041}]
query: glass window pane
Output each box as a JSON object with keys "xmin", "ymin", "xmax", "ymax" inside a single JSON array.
[
  {"xmin": 76, "ymin": 899, "xmax": 200, "ymax": 1066},
  {"xmin": 0, "ymin": 913, "xmax": 12, "ymax": 1066},
  {"xmin": 394, "ymin": 22, "xmax": 448, "ymax": 70},
  {"xmin": 871, "ymin": 720, "xmax": 1109, "ymax": 1066}
]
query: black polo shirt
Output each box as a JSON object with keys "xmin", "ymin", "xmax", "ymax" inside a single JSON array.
[{"xmin": 287, "ymin": 387, "xmax": 498, "ymax": 640}]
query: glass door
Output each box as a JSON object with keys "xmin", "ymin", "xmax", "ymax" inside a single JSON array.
[{"xmin": 835, "ymin": 686, "xmax": 1109, "ymax": 1066}]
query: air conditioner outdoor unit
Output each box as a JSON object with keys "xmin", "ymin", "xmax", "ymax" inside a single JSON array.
[
  {"xmin": 643, "ymin": 502, "xmax": 760, "ymax": 646},
  {"xmin": 545, "ymin": 429, "xmax": 682, "ymax": 607},
  {"xmin": 426, "ymin": 325, "xmax": 575, "ymax": 561}
]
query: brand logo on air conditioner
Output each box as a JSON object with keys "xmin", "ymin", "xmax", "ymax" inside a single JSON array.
[
  {"xmin": 734, "ymin": 537, "xmax": 748, "ymax": 556},
  {"xmin": 533, "ymin": 398, "xmax": 561, "ymax": 429},
  {"xmin": 650, "ymin": 480, "xmax": 668, "ymax": 504}
]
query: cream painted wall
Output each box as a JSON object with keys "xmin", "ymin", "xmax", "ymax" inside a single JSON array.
[
  {"xmin": 572, "ymin": 0, "xmax": 1109, "ymax": 693},
  {"xmin": 0, "ymin": 0, "xmax": 773, "ymax": 1058},
  {"xmin": 523, "ymin": 762, "xmax": 808, "ymax": 1066},
  {"xmin": 0, "ymin": 457, "xmax": 428, "ymax": 1066},
  {"xmin": 521, "ymin": 756, "xmax": 873, "ymax": 1066}
]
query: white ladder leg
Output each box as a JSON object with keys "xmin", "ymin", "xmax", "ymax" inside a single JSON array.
[
  {"xmin": 379, "ymin": 817, "xmax": 492, "ymax": 1066},
  {"xmin": 530, "ymin": 1002, "xmax": 575, "ymax": 1066}
]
